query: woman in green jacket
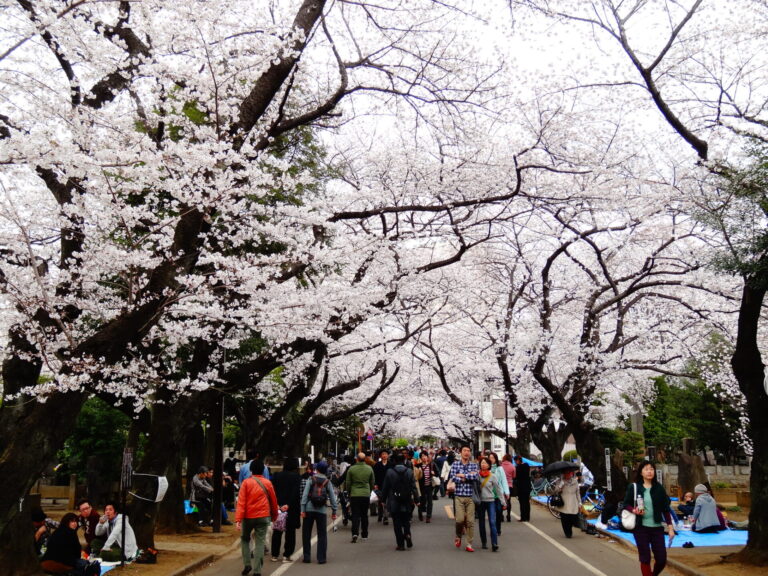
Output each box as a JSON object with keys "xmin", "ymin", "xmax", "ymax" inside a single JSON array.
[{"xmin": 623, "ymin": 461, "xmax": 676, "ymax": 576}]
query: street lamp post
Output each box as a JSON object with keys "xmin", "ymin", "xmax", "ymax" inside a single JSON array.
[{"xmin": 504, "ymin": 390, "xmax": 509, "ymax": 455}]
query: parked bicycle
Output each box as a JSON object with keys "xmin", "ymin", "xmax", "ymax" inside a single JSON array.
[
  {"xmin": 530, "ymin": 475, "xmax": 556, "ymax": 497},
  {"xmin": 546, "ymin": 485, "xmax": 606, "ymax": 519}
]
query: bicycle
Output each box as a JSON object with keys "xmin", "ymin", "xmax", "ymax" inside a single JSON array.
[
  {"xmin": 580, "ymin": 487, "xmax": 606, "ymax": 517},
  {"xmin": 530, "ymin": 476, "xmax": 556, "ymax": 498},
  {"xmin": 546, "ymin": 484, "xmax": 606, "ymax": 520}
]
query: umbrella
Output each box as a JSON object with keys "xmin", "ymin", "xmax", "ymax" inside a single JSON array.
[{"xmin": 543, "ymin": 461, "xmax": 580, "ymax": 476}]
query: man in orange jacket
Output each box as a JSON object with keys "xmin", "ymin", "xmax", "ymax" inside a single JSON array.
[{"xmin": 236, "ymin": 459, "xmax": 278, "ymax": 576}]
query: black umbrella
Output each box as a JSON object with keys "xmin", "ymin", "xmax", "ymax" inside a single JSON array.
[{"xmin": 543, "ymin": 461, "xmax": 580, "ymax": 476}]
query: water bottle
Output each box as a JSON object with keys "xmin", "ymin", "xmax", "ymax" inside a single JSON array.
[{"xmin": 636, "ymin": 495, "xmax": 644, "ymax": 513}]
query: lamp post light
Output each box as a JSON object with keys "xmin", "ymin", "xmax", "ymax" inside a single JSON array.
[{"xmin": 504, "ymin": 389, "xmax": 510, "ymax": 456}]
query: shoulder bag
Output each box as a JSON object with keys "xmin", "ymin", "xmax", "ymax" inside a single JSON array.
[{"xmin": 620, "ymin": 483, "xmax": 638, "ymax": 531}]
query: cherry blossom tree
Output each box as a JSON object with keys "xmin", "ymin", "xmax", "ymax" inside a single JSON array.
[
  {"xmin": 510, "ymin": 0, "xmax": 768, "ymax": 558},
  {"xmin": 0, "ymin": 0, "xmax": 506, "ymax": 571}
]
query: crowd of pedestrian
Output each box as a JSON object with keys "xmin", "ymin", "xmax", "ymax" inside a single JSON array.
[{"xmin": 33, "ymin": 445, "xmax": 718, "ymax": 576}]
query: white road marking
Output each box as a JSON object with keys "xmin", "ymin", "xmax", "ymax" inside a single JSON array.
[{"xmin": 509, "ymin": 510, "xmax": 611, "ymax": 576}]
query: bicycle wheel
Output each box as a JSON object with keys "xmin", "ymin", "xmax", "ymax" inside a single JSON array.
[
  {"xmin": 543, "ymin": 481, "xmax": 555, "ymax": 496},
  {"xmin": 547, "ymin": 495, "xmax": 562, "ymax": 519}
]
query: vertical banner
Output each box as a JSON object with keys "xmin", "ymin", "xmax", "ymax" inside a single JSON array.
[{"xmin": 604, "ymin": 448, "xmax": 612, "ymax": 492}]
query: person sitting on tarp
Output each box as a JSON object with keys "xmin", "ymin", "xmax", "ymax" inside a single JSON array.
[
  {"xmin": 91, "ymin": 502, "xmax": 138, "ymax": 561},
  {"xmin": 691, "ymin": 484, "xmax": 725, "ymax": 533},
  {"xmin": 676, "ymin": 492, "xmax": 695, "ymax": 518}
]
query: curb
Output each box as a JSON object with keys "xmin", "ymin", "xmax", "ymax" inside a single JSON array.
[
  {"xmin": 531, "ymin": 498, "xmax": 709, "ymax": 576},
  {"xmin": 167, "ymin": 537, "xmax": 240, "ymax": 576},
  {"xmin": 167, "ymin": 554, "xmax": 215, "ymax": 576},
  {"xmin": 593, "ymin": 526, "xmax": 710, "ymax": 576}
]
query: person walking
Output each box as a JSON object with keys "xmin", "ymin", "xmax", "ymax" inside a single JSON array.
[
  {"xmin": 345, "ymin": 452, "xmax": 375, "ymax": 543},
  {"xmin": 449, "ymin": 444, "xmax": 479, "ymax": 552},
  {"xmin": 553, "ymin": 469, "xmax": 581, "ymax": 538},
  {"xmin": 381, "ymin": 452, "xmax": 418, "ymax": 551},
  {"xmin": 624, "ymin": 460, "xmax": 676, "ymax": 576},
  {"xmin": 418, "ymin": 452, "xmax": 439, "ymax": 522},
  {"xmin": 270, "ymin": 457, "xmax": 302, "ymax": 563},
  {"xmin": 487, "ymin": 452, "xmax": 509, "ymax": 535},
  {"xmin": 501, "ymin": 454, "xmax": 516, "ymax": 521},
  {"xmin": 236, "ymin": 459, "xmax": 279, "ymax": 576},
  {"xmin": 373, "ymin": 450, "xmax": 393, "ymax": 525},
  {"xmin": 301, "ymin": 461, "xmax": 337, "ymax": 564},
  {"xmin": 477, "ymin": 457, "xmax": 503, "ymax": 551},
  {"xmin": 513, "ymin": 455, "xmax": 531, "ymax": 522}
]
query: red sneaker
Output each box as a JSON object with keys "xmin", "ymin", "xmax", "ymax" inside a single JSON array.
[
  {"xmin": 465, "ymin": 546, "xmax": 474, "ymax": 552},
  {"xmin": 454, "ymin": 538, "xmax": 461, "ymax": 548}
]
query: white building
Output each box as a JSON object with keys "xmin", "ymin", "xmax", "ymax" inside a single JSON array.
[{"xmin": 474, "ymin": 393, "xmax": 516, "ymax": 454}]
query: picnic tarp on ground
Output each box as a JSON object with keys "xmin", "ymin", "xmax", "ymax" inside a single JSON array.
[
  {"xmin": 532, "ymin": 495, "xmax": 748, "ymax": 548},
  {"xmin": 586, "ymin": 518, "xmax": 748, "ymax": 548}
]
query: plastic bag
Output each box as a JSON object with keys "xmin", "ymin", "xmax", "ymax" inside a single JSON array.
[
  {"xmin": 370, "ymin": 490, "xmax": 379, "ymax": 504},
  {"xmin": 273, "ymin": 510, "xmax": 287, "ymax": 532}
]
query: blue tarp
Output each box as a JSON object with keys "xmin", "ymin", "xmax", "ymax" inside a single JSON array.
[
  {"xmin": 532, "ymin": 496, "xmax": 747, "ymax": 548},
  {"xmin": 519, "ymin": 456, "xmax": 543, "ymax": 467},
  {"xmin": 587, "ymin": 518, "xmax": 748, "ymax": 548}
]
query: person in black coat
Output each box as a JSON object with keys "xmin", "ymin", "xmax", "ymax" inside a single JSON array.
[
  {"xmin": 270, "ymin": 456, "xmax": 302, "ymax": 562},
  {"xmin": 40, "ymin": 513, "xmax": 91, "ymax": 575},
  {"xmin": 513, "ymin": 455, "xmax": 531, "ymax": 522}
]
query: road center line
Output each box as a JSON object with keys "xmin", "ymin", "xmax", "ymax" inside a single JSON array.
[{"xmin": 509, "ymin": 511, "xmax": 611, "ymax": 576}]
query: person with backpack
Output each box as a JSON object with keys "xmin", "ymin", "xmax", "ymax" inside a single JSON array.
[
  {"xmin": 300, "ymin": 460, "xmax": 338, "ymax": 564},
  {"xmin": 344, "ymin": 452, "xmax": 375, "ymax": 543},
  {"xmin": 381, "ymin": 452, "xmax": 418, "ymax": 551}
]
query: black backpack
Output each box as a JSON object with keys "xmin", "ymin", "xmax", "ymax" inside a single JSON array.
[
  {"xmin": 309, "ymin": 476, "xmax": 328, "ymax": 506},
  {"xmin": 391, "ymin": 469, "xmax": 411, "ymax": 505}
]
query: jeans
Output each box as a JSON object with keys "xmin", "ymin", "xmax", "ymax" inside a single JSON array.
[
  {"xmin": 302, "ymin": 511, "xmax": 327, "ymax": 563},
  {"xmin": 419, "ymin": 487, "xmax": 434, "ymax": 518},
  {"xmin": 478, "ymin": 501, "xmax": 498, "ymax": 547},
  {"xmin": 633, "ymin": 524, "xmax": 667, "ymax": 575},
  {"xmin": 240, "ymin": 517, "xmax": 270, "ymax": 573},
  {"xmin": 391, "ymin": 507, "xmax": 412, "ymax": 548},
  {"xmin": 350, "ymin": 496, "xmax": 369, "ymax": 537}
]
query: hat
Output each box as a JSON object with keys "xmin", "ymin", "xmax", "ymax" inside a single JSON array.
[
  {"xmin": 315, "ymin": 461, "xmax": 328, "ymax": 474},
  {"xmin": 694, "ymin": 484, "xmax": 707, "ymax": 494}
]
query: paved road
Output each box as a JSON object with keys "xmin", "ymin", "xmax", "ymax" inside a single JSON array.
[{"xmin": 193, "ymin": 497, "xmax": 681, "ymax": 576}]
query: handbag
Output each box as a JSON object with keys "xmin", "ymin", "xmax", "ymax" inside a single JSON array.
[
  {"xmin": 432, "ymin": 475, "xmax": 441, "ymax": 487},
  {"xmin": 621, "ymin": 484, "xmax": 638, "ymax": 531},
  {"xmin": 446, "ymin": 480, "xmax": 456, "ymax": 493},
  {"xmin": 472, "ymin": 478, "xmax": 482, "ymax": 506},
  {"xmin": 273, "ymin": 509, "xmax": 287, "ymax": 532},
  {"xmin": 550, "ymin": 493, "xmax": 564, "ymax": 508}
]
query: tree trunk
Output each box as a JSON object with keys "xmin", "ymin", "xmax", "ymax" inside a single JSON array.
[
  {"xmin": 130, "ymin": 392, "xmax": 211, "ymax": 547},
  {"xmin": 0, "ymin": 328, "xmax": 88, "ymax": 576},
  {"xmin": 571, "ymin": 420, "xmax": 628, "ymax": 500},
  {"xmin": 731, "ymin": 284, "xmax": 768, "ymax": 563},
  {"xmin": 529, "ymin": 419, "xmax": 569, "ymax": 464}
]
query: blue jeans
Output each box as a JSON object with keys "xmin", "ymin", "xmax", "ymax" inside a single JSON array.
[
  {"xmin": 302, "ymin": 511, "xmax": 328, "ymax": 563},
  {"xmin": 478, "ymin": 500, "xmax": 498, "ymax": 547}
]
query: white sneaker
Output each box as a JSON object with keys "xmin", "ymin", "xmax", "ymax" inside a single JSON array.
[
  {"xmin": 271, "ymin": 557, "xmax": 280, "ymax": 562},
  {"xmin": 282, "ymin": 556, "xmax": 292, "ymax": 563},
  {"xmin": 595, "ymin": 521, "xmax": 608, "ymax": 531}
]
